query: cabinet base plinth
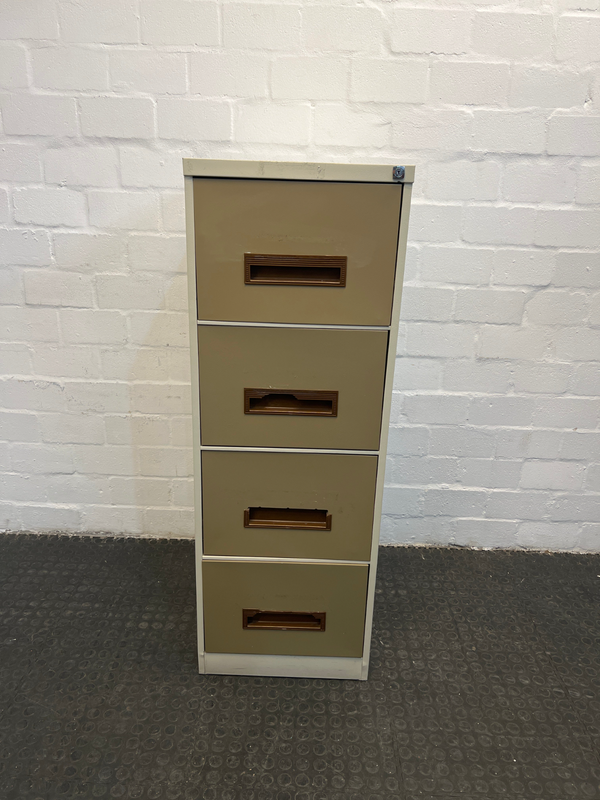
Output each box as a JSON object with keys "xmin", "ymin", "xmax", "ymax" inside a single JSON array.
[{"xmin": 199, "ymin": 653, "xmax": 366, "ymax": 680}]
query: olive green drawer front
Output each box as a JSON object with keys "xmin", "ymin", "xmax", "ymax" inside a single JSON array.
[
  {"xmin": 194, "ymin": 178, "xmax": 402, "ymax": 326},
  {"xmin": 202, "ymin": 451, "xmax": 378, "ymax": 561},
  {"xmin": 203, "ymin": 561, "xmax": 368, "ymax": 657},
  {"xmin": 198, "ymin": 325, "xmax": 388, "ymax": 450}
]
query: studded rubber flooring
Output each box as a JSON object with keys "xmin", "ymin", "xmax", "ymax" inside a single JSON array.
[{"xmin": 0, "ymin": 534, "xmax": 599, "ymax": 800}]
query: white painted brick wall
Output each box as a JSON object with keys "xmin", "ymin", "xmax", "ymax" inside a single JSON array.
[{"xmin": 0, "ymin": 1, "xmax": 598, "ymax": 553}]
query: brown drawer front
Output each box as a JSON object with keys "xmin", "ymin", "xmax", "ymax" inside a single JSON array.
[
  {"xmin": 203, "ymin": 561, "xmax": 368, "ymax": 657},
  {"xmin": 198, "ymin": 325, "xmax": 388, "ymax": 450},
  {"xmin": 194, "ymin": 178, "xmax": 402, "ymax": 326},
  {"xmin": 202, "ymin": 451, "xmax": 378, "ymax": 561}
]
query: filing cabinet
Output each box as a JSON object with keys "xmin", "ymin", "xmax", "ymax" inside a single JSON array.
[{"xmin": 184, "ymin": 159, "xmax": 414, "ymax": 680}]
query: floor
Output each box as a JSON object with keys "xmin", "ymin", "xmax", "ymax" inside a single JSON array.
[{"xmin": 0, "ymin": 535, "xmax": 599, "ymax": 800}]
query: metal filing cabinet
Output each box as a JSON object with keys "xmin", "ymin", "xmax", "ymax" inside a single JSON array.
[{"xmin": 184, "ymin": 159, "xmax": 414, "ymax": 680}]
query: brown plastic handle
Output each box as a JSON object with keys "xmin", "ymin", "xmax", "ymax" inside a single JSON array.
[
  {"xmin": 244, "ymin": 507, "xmax": 332, "ymax": 531},
  {"xmin": 244, "ymin": 389, "xmax": 338, "ymax": 417},
  {"xmin": 244, "ymin": 254, "xmax": 347, "ymax": 287},
  {"xmin": 242, "ymin": 609, "xmax": 326, "ymax": 631}
]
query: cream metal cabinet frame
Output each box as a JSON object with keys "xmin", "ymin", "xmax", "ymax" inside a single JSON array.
[{"xmin": 184, "ymin": 159, "xmax": 414, "ymax": 681}]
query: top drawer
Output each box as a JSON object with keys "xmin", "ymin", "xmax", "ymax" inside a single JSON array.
[{"xmin": 194, "ymin": 178, "xmax": 402, "ymax": 326}]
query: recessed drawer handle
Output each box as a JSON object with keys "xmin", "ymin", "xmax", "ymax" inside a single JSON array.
[
  {"xmin": 242, "ymin": 609, "xmax": 326, "ymax": 632},
  {"xmin": 244, "ymin": 389, "xmax": 338, "ymax": 417},
  {"xmin": 244, "ymin": 254, "xmax": 347, "ymax": 287},
  {"xmin": 244, "ymin": 507, "xmax": 332, "ymax": 531}
]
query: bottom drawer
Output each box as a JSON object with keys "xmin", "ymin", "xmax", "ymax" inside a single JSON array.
[{"xmin": 203, "ymin": 561, "xmax": 368, "ymax": 658}]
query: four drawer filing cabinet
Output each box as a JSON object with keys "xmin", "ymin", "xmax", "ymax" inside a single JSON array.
[{"xmin": 183, "ymin": 159, "xmax": 414, "ymax": 680}]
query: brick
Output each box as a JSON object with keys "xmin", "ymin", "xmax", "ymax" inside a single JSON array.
[
  {"xmin": 496, "ymin": 429, "xmax": 561, "ymax": 459},
  {"xmin": 24, "ymin": 271, "xmax": 93, "ymax": 307},
  {"xmin": 535, "ymin": 210, "xmax": 600, "ymax": 248},
  {"xmin": 350, "ymin": 59, "xmax": 427, "ymax": 103},
  {"xmin": 586, "ymin": 465, "xmax": 600, "ymax": 492},
  {"xmin": 426, "ymin": 162, "xmax": 500, "ymax": 202},
  {"xmin": 551, "ymin": 495, "xmax": 600, "ymax": 522},
  {"xmin": 454, "ymin": 519, "xmax": 518, "ymax": 548},
  {"xmin": 400, "ymin": 287, "xmax": 454, "ymax": 321},
  {"xmin": 81, "ymin": 505, "xmax": 143, "ymax": 534},
  {"xmin": 11, "ymin": 443, "xmax": 73, "ymax": 475},
  {"xmin": 388, "ymin": 456, "xmax": 458, "ymax": 486},
  {"xmin": 548, "ymin": 116, "xmax": 600, "ymax": 156},
  {"xmin": 272, "ymin": 57, "xmax": 346, "ymax": 101},
  {"xmin": 503, "ymin": 163, "xmax": 576, "ymax": 204},
  {"xmin": 555, "ymin": 328, "xmax": 600, "ymax": 361},
  {"xmin": 20, "ymin": 506, "xmax": 81, "ymax": 530},
  {"xmin": 0, "ymin": 268, "xmax": 22, "ymax": 305},
  {"xmin": 0, "ymin": 44, "xmax": 28, "ymax": 88},
  {"xmin": 421, "ymin": 246, "xmax": 493, "ymax": 284},
  {"xmin": 161, "ymin": 192, "xmax": 185, "ymax": 232},
  {"xmin": 424, "ymin": 488, "xmax": 487, "ymax": 517},
  {"xmin": 442, "ymin": 360, "xmax": 511, "ymax": 393},
  {"xmin": 142, "ymin": 508, "xmax": 194, "ymax": 536},
  {"xmin": 172, "ymin": 478, "xmax": 193, "ymax": 507},
  {"xmin": 192, "ymin": 53, "xmax": 268, "ymax": 98},
  {"xmin": 0, "ymin": 143, "xmax": 42, "ymax": 182},
  {"xmin": 32, "ymin": 345, "xmax": 101, "ymax": 379},
  {"xmin": 224, "ymin": 5, "xmax": 301, "ymax": 51},
  {"xmin": 576, "ymin": 164, "xmax": 600, "ymax": 204},
  {"xmin": 0, "ymin": 0, "xmax": 58, "ymax": 39},
  {"xmin": 0, "ymin": 378, "xmax": 65, "ymax": 412},
  {"xmin": 1, "ymin": 475, "xmax": 47, "ymax": 504},
  {"xmin": 169, "ymin": 350, "xmax": 190, "ymax": 382},
  {"xmin": 390, "ymin": 9, "xmax": 469, "ymax": 55},
  {"xmin": 525, "ymin": 290, "xmax": 588, "ymax": 325},
  {"xmin": 128, "ymin": 234, "xmax": 186, "ymax": 272},
  {"xmin": 128, "ymin": 312, "xmax": 188, "ymax": 347},
  {"xmin": 463, "ymin": 206, "xmax": 536, "ymax": 245},
  {"xmin": 573, "ymin": 363, "xmax": 600, "ymax": 395},
  {"xmin": 303, "ymin": 7, "xmax": 381, "ymax": 52},
  {"xmin": 556, "ymin": 16, "xmax": 600, "ymax": 62},
  {"xmin": 54, "ymin": 233, "xmax": 125, "ymax": 272},
  {"xmin": 45, "ymin": 475, "xmax": 109, "ymax": 505},
  {"xmin": 105, "ymin": 415, "xmax": 170, "ymax": 446},
  {"xmin": 591, "ymin": 293, "xmax": 600, "ymax": 325},
  {"xmin": 517, "ymin": 522, "xmax": 580, "ymax": 550},
  {"xmin": 60, "ymin": 310, "xmax": 127, "ymax": 345},
  {"xmin": 131, "ymin": 384, "xmax": 191, "ymax": 415},
  {"xmin": 580, "ymin": 524, "xmax": 600, "ymax": 552},
  {"xmin": 110, "ymin": 477, "xmax": 171, "ymax": 507},
  {"xmin": 96, "ymin": 274, "xmax": 164, "ymax": 309},
  {"xmin": 31, "ymin": 46, "xmax": 108, "ymax": 91},
  {"xmin": 88, "ymin": 191, "xmax": 160, "ymax": 231},
  {"xmin": 45, "ymin": 146, "xmax": 119, "ymax": 188},
  {"xmin": 509, "ymin": 67, "xmax": 589, "ymax": 109},
  {"xmin": 0, "ymin": 343, "xmax": 32, "ymax": 375},
  {"xmin": 39, "ymin": 413, "xmax": 104, "ymax": 444},
  {"xmin": 239, "ymin": 104, "xmax": 310, "ymax": 145},
  {"xmin": 80, "ymin": 97, "xmax": 154, "ymax": 139},
  {"xmin": 393, "ymin": 358, "xmax": 442, "ymax": 391},
  {"xmin": 141, "ymin": 1, "xmax": 219, "ymax": 45},
  {"xmin": 166, "ymin": 275, "xmax": 188, "ymax": 312},
  {"xmin": 409, "ymin": 204, "xmax": 461, "ymax": 243},
  {"xmin": 430, "ymin": 62, "xmax": 509, "ymax": 106},
  {"xmin": 532, "ymin": 397, "xmax": 600, "ymax": 429},
  {"xmin": 521, "ymin": 461, "xmax": 584, "ymax": 491},
  {"xmin": 387, "ymin": 426, "xmax": 429, "ymax": 457},
  {"xmin": 1, "ymin": 308, "xmax": 59, "ymax": 342},
  {"xmin": 170, "ymin": 417, "xmax": 192, "ymax": 446},
  {"xmin": 472, "ymin": 111, "xmax": 546, "ymax": 154},
  {"xmin": 119, "ymin": 148, "xmax": 182, "ymax": 189},
  {"xmin": 73, "ymin": 445, "xmax": 136, "ymax": 476},
  {"xmin": 382, "ymin": 487, "xmax": 423, "ymax": 516},
  {"xmin": 60, "ymin": 0, "xmax": 138, "ymax": 44},
  {"xmin": 479, "ymin": 326, "xmax": 548, "ymax": 360},
  {"xmin": 512, "ymin": 362, "xmax": 572, "ymax": 394},
  {"xmin": 380, "ymin": 516, "xmax": 449, "ymax": 547},
  {"xmin": 13, "ymin": 188, "xmax": 86, "ymax": 227},
  {"xmin": 468, "ymin": 396, "xmax": 534, "ymax": 427},
  {"xmin": 157, "ymin": 98, "xmax": 231, "ymax": 141},
  {"xmin": 313, "ymin": 104, "xmax": 389, "ymax": 148},
  {"xmin": 393, "ymin": 110, "xmax": 469, "ymax": 151},
  {"xmin": 472, "ymin": 12, "xmax": 554, "ymax": 59},
  {"xmin": 0, "ymin": 95, "xmax": 77, "ymax": 136},
  {"xmin": 553, "ymin": 252, "xmax": 600, "ymax": 288},
  {"xmin": 139, "ymin": 447, "xmax": 192, "ymax": 477},
  {"xmin": 485, "ymin": 491, "xmax": 548, "ymax": 520},
  {"xmin": 406, "ymin": 323, "xmax": 476, "ymax": 358},
  {"xmin": 110, "ymin": 51, "xmax": 186, "ymax": 95},
  {"xmin": 0, "ymin": 412, "xmax": 40, "ymax": 442},
  {"xmin": 403, "ymin": 394, "xmax": 469, "ymax": 425},
  {"xmin": 492, "ymin": 249, "xmax": 554, "ymax": 286},
  {"xmin": 64, "ymin": 382, "xmax": 129, "ymax": 414},
  {"xmin": 454, "ymin": 288, "xmax": 525, "ymax": 324},
  {"xmin": 561, "ymin": 432, "xmax": 600, "ymax": 460},
  {"xmin": 100, "ymin": 348, "xmax": 170, "ymax": 381}
]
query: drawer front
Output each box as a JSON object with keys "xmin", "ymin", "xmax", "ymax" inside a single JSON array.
[
  {"xmin": 203, "ymin": 561, "xmax": 368, "ymax": 657},
  {"xmin": 198, "ymin": 325, "xmax": 388, "ymax": 450},
  {"xmin": 202, "ymin": 451, "xmax": 377, "ymax": 561},
  {"xmin": 194, "ymin": 178, "xmax": 402, "ymax": 326}
]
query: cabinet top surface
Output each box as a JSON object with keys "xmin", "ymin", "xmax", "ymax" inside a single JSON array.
[{"xmin": 183, "ymin": 159, "xmax": 415, "ymax": 184}]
